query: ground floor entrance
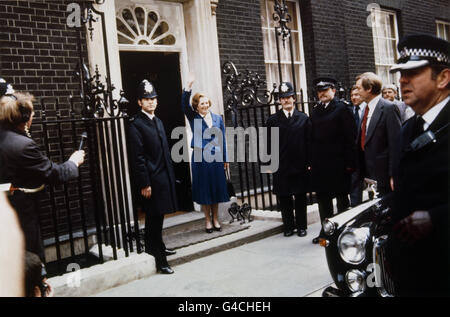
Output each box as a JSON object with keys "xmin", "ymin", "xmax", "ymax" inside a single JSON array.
[{"xmin": 120, "ymin": 51, "xmax": 193, "ymax": 212}]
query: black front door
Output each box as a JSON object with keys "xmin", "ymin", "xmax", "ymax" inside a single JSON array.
[{"xmin": 120, "ymin": 51, "xmax": 193, "ymax": 211}]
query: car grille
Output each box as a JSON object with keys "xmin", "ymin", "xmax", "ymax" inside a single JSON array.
[{"xmin": 373, "ymin": 235, "xmax": 395, "ymax": 297}]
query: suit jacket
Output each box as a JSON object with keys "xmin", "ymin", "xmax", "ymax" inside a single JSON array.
[
  {"xmin": 388, "ymin": 100, "xmax": 449, "ymax": 295},
  {"xmin": 0, "ymin": 128, "xmax": 78, "ymax": 188},
  {"xmin": 310, "ymin": 98, "xmax": 357, "ymax": 194},
  {"xmin": 265, "ymin": 108, "xmax": 311, "ymax": 195},
  {"xmin": 128, "ymin": 111, "xmax": 178, "ymax": 215},
  {"xmin": 358, "ymin": 98, "xmax": 401, "ymax": 190},
  {"xmin": 0, "ymin": 127, "xmax": 79, "ymax": 260},
  {"xmin": 181, "ymin": 89, "xmax": 227, "ymax": 162}
]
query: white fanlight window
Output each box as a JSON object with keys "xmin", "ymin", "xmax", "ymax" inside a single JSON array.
[
  {"xmin": 436, "ymin": 20, "xmax": 450, "ymax": 41},
  {"xmin": 370, "ymin": 8, "xmax": 400, "ymax": 86},
  {"xmin": 260, "ymin": 0, "xmax": 308, "ymax": 104},
  {"xmin": 116, "ymin": 5, "xmax": 177, "ymax": 48}
]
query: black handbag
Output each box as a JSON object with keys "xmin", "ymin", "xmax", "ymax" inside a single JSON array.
[{"xmin": 225, "ymin": 168, "xmax": 236, "ymax": 197}]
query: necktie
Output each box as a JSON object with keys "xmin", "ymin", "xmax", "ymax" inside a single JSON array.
[
  {"xmin": 288, "ymin": 112, "xmax": 291, "ymax": 119},
  {"xmin": 360, "ymin": 106, "xmax": 369, "ymax": 150},
  {"xmin": 412, "ymin": 116, "xmax": 425, "ymax": 139},
  {"xmin": 354, "ymin": 106, "xmax": 360, "ymax": 127}
]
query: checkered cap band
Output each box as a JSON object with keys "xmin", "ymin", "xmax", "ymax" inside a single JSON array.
[{"xmin": 399, "ymin": 47, "xmax": 449, "ymax": 64}]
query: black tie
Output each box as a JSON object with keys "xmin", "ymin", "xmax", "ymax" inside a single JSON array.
[
  {"xmin": 413, "ymin": 116, "xmax": 425, "ymax": 139},
  {"xmin": 354, "ymin": 106, "xmax": 360, "ymax": 127},
  {"xmin": 288, "ymin": 112, "xmax": 291, "ymax": 119}
]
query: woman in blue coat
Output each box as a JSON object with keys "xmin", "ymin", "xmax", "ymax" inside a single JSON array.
[{"xmin": 181, "ymin": 76, "xmax": 229, "ymax": 233}]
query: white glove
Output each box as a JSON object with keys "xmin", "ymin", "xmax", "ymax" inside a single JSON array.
[{"xmin": 69, "ymin": 150, "xmax": 85, "ymax": 167}]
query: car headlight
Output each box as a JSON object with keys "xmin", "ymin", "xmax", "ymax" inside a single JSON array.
[
  {"xmin": 338, "ymin": 227, "xmax": 370, "ymax": 265},
  {"xmin": 322, "ymin": 219, "xmax": 336, "ymax": 236},
  {"xmin": 345, "ymin": 270, "xmax": 366, "ymax": 293}
]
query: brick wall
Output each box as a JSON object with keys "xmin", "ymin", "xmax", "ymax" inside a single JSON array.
[
  {"xmin": 301, "ymin": 0, "xmax": 450, "ymax": 93},
  {"xmin": 0, "ymin": 0, "xmax": 93, "ymax": 240}
]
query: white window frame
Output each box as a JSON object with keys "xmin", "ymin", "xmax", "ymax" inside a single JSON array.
[
  {"xmin": 370, "ymin": 8, "xmax": 400, "ymax": 87},
  {"xmin": 261, "ymin": 0, "xmax": 308, "ymax": 111},
  {"xmin": 436, "ymin": 20, "xmax": 450, "ymax": 41}
]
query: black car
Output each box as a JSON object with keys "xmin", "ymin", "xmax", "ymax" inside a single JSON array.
[{"xmin": 319, "ymin": 197, "xmax": 396, "ymax": 297}]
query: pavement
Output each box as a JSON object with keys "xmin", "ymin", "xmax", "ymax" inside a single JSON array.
[
  {"xmin": 48, "ymin": 194, "xmax": 377, "ymax": 297},
  {"xmin": 94, "ymin": 221, "xmax": 333, "ymax": 297}
]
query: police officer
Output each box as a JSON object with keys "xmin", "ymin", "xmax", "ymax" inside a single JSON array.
[
  {"xmin": 310, "ymin": 77, "xmax": 357, "ymax": 244},
  {"xmin": 266, "ymin": 82, "xmax": 311, "ymax": 237},
  {"xmin": 128, "ymin": 80, "xmax": 178, "ymax": 274},
  {"xmin": 387, "ymin": 34, "xmax": 450, "ymax": 296},
  {"xmin": 0, "ymin": 92, "xmax": 85, "ymax": 265}
]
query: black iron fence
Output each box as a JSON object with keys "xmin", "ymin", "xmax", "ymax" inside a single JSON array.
[
  {"xmin": 222, "ymin": 62, "xmax": 317, "ymax": 212},
  {"xmin": 31, "ymin": 94, "xmax": 142, "ymax": 276}
]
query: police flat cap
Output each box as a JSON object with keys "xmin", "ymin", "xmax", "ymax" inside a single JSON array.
[
  {"xmin": 0, "ymin": 77, "xmax": 15, "ymax": 97},
  {"xmin": 390, "ymin": 34, "xmax": 450, "ymax": 73},
  {"xmin": 313, "ymin": 77, "xmax": 337, "ymax": 91},
  {"xmin": 279, "ymin": 81, "xmax": 295, "ymax": 98},
  {"xmin": 137, "ymin": 79, "xmax": 157, "ymax": 99}
]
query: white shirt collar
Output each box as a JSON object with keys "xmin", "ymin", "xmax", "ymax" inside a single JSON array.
[
  {"xmin": 421, "ymin": 95, "xmax": 450, "ymax": 130},
  {"xmin": 367, "ymin": 94, "xmax": 382, "ymax": 111},
  {"xmin": 283, "ymin": 108, "xmax": 294, "ymax": 118},
  {"xmin": 141, "ymin": 110, "xmax": 155, "ymax": 120}
]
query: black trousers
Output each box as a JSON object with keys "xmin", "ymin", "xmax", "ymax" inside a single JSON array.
[
  {"xmin": 144, "ymin": 211, "xmax": 168, "ymax": 267},
  {"xmin": 350, "ymin": 171, "xmax": 363, "ymax": 207},
  {"xmin": 278, "ymin": 193, "xmax": 307, "ymax": 232},
  {"xmin": 9, "ymin": 191, "xmax": 45, "ymax": 262},
  {"xmin": 316, "ymin": 192, "xmax": 349, "ymax": 223}
]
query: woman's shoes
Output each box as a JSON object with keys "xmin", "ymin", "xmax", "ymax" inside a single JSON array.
[
  {"xmin": 205, "ymin": 227, "xmax": 213, "ymax": 234},
  {"xmin": 213, "ymin": 224, "xmax": 222, "ymax": 232}
]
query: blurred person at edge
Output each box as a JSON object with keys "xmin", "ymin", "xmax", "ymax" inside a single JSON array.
[
  {"xmin": 0, "ymin": 192, "xmax": 25, "ymax": 297},
  {"xmin": 25, "ymin": 251, "xmax": 54, "ymax": 297},
  {"xmin": 0, "ymin": 92, "xmax": 85, "ymax": 277}
]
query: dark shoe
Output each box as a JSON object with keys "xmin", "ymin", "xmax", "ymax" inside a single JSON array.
[
  {"xmin": 213, "ymin": 224, "xmax": 222, "ymax": 232},
  {"xmin": 165, "ymin": 249, "xmax": 177, "ymax": 256},
  {"xmin": 312, "ymin": 236, "xmax": 320, "ymax": 244},
  {"xmin": 205, "ymin": 227, "xmax": 213, "ymax": 234},
  {"xmin": 297, "ymin": 229, "xmax": 307, "ymax": 237},
  {"xmin": 284, "ymin": 230, "xmax": 294, "ymax": 237},
  {"xmin": 156, "ymin": 266, "xmax": 174, "ymax": 274}
]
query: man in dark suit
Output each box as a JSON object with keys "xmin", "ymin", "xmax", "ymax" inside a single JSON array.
[
  {"xmin": 310, "ymin": 77, "xmax": 357, "ymax": 244},
  {"xmin": 349, "ymin": 86, "xmax": 366, "ymax": 207},
  {"xmin": 387, "ymin": 34, "xmax": 449, "ymax": 296},
  {"xmin": 354, "ymin": 72, "xmax": 401, "ymax": 196},
  {"xmin": 128, "ymin": 80, "xmax": 178, "ymax": 274},
  {"xmin": 266, "ymin": 82, "xmax": 311, "ymax": 237}
]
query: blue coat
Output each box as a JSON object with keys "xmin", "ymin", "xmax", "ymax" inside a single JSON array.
[{"xmin": 181, "ymin": 90, "xmax": 229, "ymax": 205}]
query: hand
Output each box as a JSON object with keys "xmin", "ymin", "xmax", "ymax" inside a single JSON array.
[
  {"xmin": 141, "ymin": 186, "xmax": 152, "ymax": 199},
  {"xmin": 393, "ymin": 210, "xmax": 433, "ymax": 245},
  {"xmin": 390, "ymin": 176, "xmax": 394, "ymax": 191},
  {"xmin": 224, "ymin": 162, "xmax": 229, "ymax": 170},
  {"xmin": 187, "ymin": 72, "xmax": 195, "ymax": 90},
  {"xmin": 69, "ymin": 150, "xmax": 85, "ymax": 167}
]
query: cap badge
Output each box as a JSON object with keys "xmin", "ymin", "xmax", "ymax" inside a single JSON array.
[
  {"xmin": 280, "ymin": 83, "xmax": 289, "ymax": 93},
  {"xmin": 143, "ymin": 80, "xmax": 153, "ymax": 94}
]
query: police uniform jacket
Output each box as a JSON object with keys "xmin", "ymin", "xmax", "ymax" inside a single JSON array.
[
  {"xmin": 0, "ymin": 127, "xmax": 79, "ymax": 260},
  {"xmin": 265, "ymin": 108, "xmax": 311, "ymax": 195},
  {"xmin": 310, "ymin": 97, "xmax": 357, "ymax": 194},
  {"xmin": 388, "ymin": 100, "xmax": 449, "ymax": 295},
  {"xmin": 128, "ymin": 111, "xmax": 178, "ymax": 215}
]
